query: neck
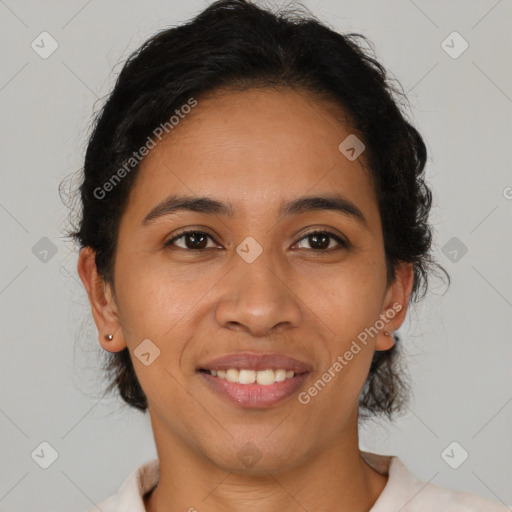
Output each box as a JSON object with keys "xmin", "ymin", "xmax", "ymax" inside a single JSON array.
[{"xmin": 144, "ymin": 410, "xmax": 387, "ymax": 512}]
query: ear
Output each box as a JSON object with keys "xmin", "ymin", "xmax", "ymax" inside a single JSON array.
[
  {"xmin": 375, "ymin": 262, "xmax": 414, "ymax": 351},
  {"xmin": 77, "ymin": 247, "xmax": 127, "ymax": 353}
]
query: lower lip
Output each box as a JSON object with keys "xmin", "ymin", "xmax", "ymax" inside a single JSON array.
[{"xmin": 198, "ymin": 371, "xmax": 309, "ymax": 408}]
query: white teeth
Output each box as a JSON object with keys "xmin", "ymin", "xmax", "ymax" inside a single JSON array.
[
  {"xmin": 275, "ymin": 369, "xmax": 286, "ymax": 382},
  {"xmin": 226, "ymin": 369, "xmax": 239, "ymax": 383},
  {"xmin": 256, "ymin": 369, "xmax": 275, "ymax": 385},
  {"xmin": 238, "ymin": 369, "xmax": 256, "ymax": 384},
  {"xmin": 207, "ymin": 368, "xmax": 296, "ymax": 385}
]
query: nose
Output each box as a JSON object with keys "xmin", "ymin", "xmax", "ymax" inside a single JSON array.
[{"xmin": 214, "ymin": 253, "xmax": 302, "ymax": 337}]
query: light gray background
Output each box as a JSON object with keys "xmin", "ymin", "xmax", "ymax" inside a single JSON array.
[{"xmin": 1, "ymin": 0, "xmax": 511, "ymax": 510}]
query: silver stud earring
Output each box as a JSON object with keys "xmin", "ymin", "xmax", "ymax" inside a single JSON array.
[
  {"xmin": 384, "ymin": 331, "xmax": 391, "ymax": 336},
  {"xmin": 104, "ymin": 334, "xmax": 113, "ymax": 341}
]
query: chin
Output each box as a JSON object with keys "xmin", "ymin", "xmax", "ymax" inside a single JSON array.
[{"xmin": 206, "ymin": 434, "xmax": 310, "ymax": 476}]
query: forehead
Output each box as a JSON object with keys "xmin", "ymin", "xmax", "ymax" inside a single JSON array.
[{"xmin": 123, "ymin": 87, "xmax": 379, "ymax": 226}]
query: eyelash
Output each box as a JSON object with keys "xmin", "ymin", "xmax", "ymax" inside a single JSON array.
[{"xmin": 164, "ymin": 229, "xmax": 349, "ymax": 252}]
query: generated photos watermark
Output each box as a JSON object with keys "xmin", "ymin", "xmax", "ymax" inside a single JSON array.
[
  {"xmin": 298, "ymin": 301, "xmax": 402, "ymax": 404},
  {"xmin": 93, "ymin": 97, "xmax": 198, "ymax": 200}
]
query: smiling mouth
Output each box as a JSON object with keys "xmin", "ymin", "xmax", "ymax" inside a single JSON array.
[{"xmin": 197, "ymin": 368, "xmax": 310, "ymax": 408}]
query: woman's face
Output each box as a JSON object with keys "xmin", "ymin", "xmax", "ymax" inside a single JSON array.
[{"xmin": 80, "ymin": 87, "xmax": 412, "ymax": 473}]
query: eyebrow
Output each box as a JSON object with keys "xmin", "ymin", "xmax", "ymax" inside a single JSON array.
[{"xmin": 141, "ymin": 193, "xmax": 368, "ymax": 228}]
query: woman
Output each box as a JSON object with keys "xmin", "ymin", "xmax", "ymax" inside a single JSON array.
[{"xmin": 69, "ymin": 0, "xmax": 506, "ymax": 510}]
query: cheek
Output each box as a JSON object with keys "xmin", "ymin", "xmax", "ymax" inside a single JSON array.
[
  {"xmin": 311, "ymin": 262, "xmax": 386, "ymax": 340},
  {"xmin": 113, "ymin": 252, "xmax": 216, "ymax": 377},
  {"xmin": 112, "ymin": 260, "xmax": 197, "ymax": 408},
  {"xmin": 113, "ymin": 254, "xmax": 184, "ymax": 343}
]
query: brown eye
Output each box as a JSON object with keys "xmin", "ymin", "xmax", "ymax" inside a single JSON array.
[
  {"xmin": 295, "ymin": 230, "xmax": 348, "ymax": 251},
  {"xmin": 165, "ymin": 231, "xmax": 216, "ymax": 250}
]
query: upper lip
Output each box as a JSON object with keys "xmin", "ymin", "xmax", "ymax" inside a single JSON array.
[{"xmin": 198, "ymin": 352, "xmax": 312, "ymax": 374}]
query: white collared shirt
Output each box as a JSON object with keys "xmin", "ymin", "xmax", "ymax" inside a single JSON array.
[{"xmin": 89, "ymin": 451, "xmax": 508, "ymax": 511}]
